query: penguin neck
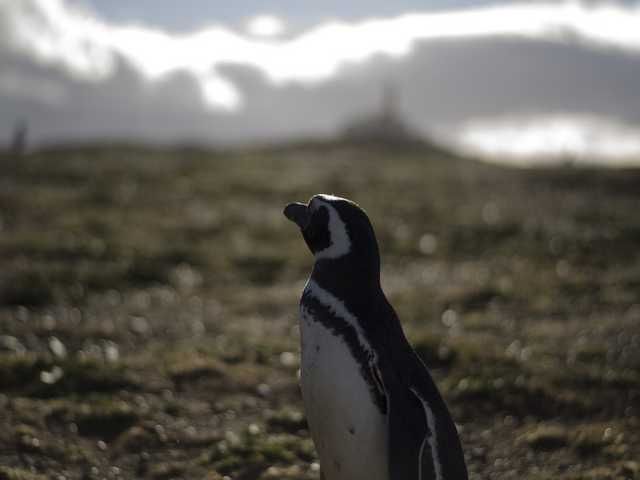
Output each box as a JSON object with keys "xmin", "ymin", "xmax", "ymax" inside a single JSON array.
[{"xmin": 310, "ymin": 255, "xmax": 382, "ymax": 310}]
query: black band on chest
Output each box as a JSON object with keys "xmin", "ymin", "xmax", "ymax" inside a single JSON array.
[{"xmin": 301, "ymin": 292, "xmax": 388, "ymax": 414}]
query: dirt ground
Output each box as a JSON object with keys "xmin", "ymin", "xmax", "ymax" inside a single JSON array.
[{"xmin": 0, "ymin": 143, "xmax": 638, "ymax": 479}]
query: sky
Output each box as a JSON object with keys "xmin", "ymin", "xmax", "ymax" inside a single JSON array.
[
  {"xmin": 1, "ymin": 0, "xmax": 640, "ymax": 164},
  {"xmin": 82, "ymin": 1, "xmax": 488, "ymax": 31}
]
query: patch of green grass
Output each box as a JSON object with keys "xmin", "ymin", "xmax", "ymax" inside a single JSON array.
[
  {"xmin": 167, "ymin": 352, "xmax": 227, "ymax": 387},
  {"xmin": 0, "ymin": 467, "xmax": 46, "ymax": 480},
  {"xmin": 444, "ymin": 222, "xmax": 522, "ymax": 257},
  {"xmin": 232, "ymin": 253, "xmax": 287, "ymax": 285},
  {"xmin": 449, "ymin": 372, "xmax": 593, "ymax": 419},
  {"xmin": 0, "ymin": 271, "xmax": 54, "ymax": 307},
  {"xmin": 207, "ymin": 429, "xmax": 314, "ymax": 477},
  {"xmin": 266, "ymin": 408, "xmax": 308, "ymax": 433},
  {"xmin": 0, "ymin": 354, "xmax": 137, "ymax": 397},
  {"xmin": 47, "ymin": 399, "xmax": 139, "ymax": 441},
  {"xmin": 521, "ymin": 424, "xmax": 569, "ymax": 451}
]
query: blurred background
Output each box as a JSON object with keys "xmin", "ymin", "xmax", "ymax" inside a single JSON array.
[
  {"xmin": 0, "ymin": 1, "xmax": 639, "ymax": 479},
  {"xmin": 2, "ymin": 0, "xmax": 640, "ymax": 163}
]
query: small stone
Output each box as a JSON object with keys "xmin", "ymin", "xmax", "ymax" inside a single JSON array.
[
  {"xmin": 279, "ymin": 351, "xmax": 297, "ymax": 367},
  {"xmin": 153, "ymin": 424, "xmax": 167, "ymax": 442},
  {"xmin": 441, "ymin": 309, "xmax": 458, "ymax": 328},
  {"xmin": 48, "ymin": 336, "xmax": 67, "ymax": 358},
  {"xmin": 418, "ymin": 233, "xmax": 438, "ymax": 255},
  {"xmin": 621, "ymin": 461, "xmax": 639, "ymax": 475},
  {"xmin": 247, "ymin": 423, "xmax": 260, "ymax": 435},
  {"xmin": 261, "ymin": 465, "xmax": 304, "ymax": 478},
  {"xmin": 257, "ymin": 383, "xmax": 272, "ymax": 397},
  {"xmin": 0, "ymin": 335, "xmax": 26, "ymax": 354},
  {"xmin": 40, "ymin": 366, "xmax": 64, "ymax": 384},
  {"xmin": 522, "ymin": 425, "xmax": 568, "ymax": 451},
  {"xmin": 130, "ymin": 316, "xmax": 150, "ymax": 335},
  {"xmin": 224, "ymin": 430, "xmax": 240, "ymax": 446},
  {"xmin": 102, "ymin": 341, "xmax": 120, "ymax": 362},
  {"xmin": 42, "ymin": 314, "xmax": 57, "ymax": 330},
  {"xmin": 169, "ymin": 263, "xmax": 203, "ymax": 291},
  {"xmin": 471, "ymin": 446, "xmax": 486, "ymax": 460}
]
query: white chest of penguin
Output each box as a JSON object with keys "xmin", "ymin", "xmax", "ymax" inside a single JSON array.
[{"xmin": 299, "ymin": 306, "xmax": 389, "ymax": 480}]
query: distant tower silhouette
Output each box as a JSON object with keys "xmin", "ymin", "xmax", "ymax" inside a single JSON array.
[
  {"xmin": 381, "ymin": 83, "xmax": 398, "ymax": 123},
  {"xmin": 341, "ymin": 82, "xmax": 420, "ymax": 144},
  {"xmin": 10, "ymin": 120, "xmax": 28, "ymax": 156}
]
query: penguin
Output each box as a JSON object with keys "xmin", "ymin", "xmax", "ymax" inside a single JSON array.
[{"xmin": 284, "ymin": 194, "xmax": 468, "ymax": 480}]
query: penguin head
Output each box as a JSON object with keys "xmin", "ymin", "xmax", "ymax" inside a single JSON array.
[{"xmin": 284, "ymin": 194, "xmax": 380, "ymax": 275}]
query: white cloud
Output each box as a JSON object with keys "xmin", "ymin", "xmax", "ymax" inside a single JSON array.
[
  {"xmin": 246, "ymin": 15, "xmax": 285, "ymax": 38},
  {"xmin": 0, "ymin": 0, "xmax": 115, "ymax": 80},
  {"xmin": 2, "ymin": 0, "xmax": 640, "ymax": 113},
  {"xmin": 456, "ymin": 115, "xmax": 640, "ymax": 165}
]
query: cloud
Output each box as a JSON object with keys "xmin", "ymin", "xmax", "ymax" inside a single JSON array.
[
  {"xmin": 2, "ymin": 0, "xmax": 640, "ymax": 112},
  {"xmin": 0, "ymin": 69, "xmax": 67, "ymax": 105},
  {"xmin": 246, "ymin": 15, "xmax": 286, "ymax": 38}
]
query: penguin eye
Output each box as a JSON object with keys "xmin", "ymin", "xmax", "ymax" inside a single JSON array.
[
  {"xmin": 304, "ymin": 205, "xmax": 323, "ymax": 236},
  {"xmin": 303, "ymin": 205, "xmax": 331, "ymax": 252}
]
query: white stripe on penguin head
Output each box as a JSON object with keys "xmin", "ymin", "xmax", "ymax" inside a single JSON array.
[{"xmin": 310, "ymin": 195, "xmax": 351, "ymax": 260}]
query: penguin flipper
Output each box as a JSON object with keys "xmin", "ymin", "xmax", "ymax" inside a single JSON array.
[
  {"xmin": 386, "ymin": 377, "xmax": 436, "ymax": 480},
  {"xmin": 378, "ymin": 299, "xmax": 468, "ymax": 480},
  {"xmin": 388, "ymin": 380, "xmax": 469, "ymax": 480}
]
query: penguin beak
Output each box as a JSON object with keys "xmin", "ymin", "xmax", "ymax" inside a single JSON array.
[{"xmin": 284, "ymin": 202, "xmax": 310, "ymax": 229}]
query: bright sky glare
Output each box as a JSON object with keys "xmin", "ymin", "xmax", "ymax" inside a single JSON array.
[
  {"xmin": 457, "ymin": 116, "xmax": 640, "ymax": 165},
  {"xmin": 246, "ymin": 15, "xmax": 286, "ymax": 37}
]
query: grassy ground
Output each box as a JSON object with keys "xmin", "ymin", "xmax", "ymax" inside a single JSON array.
[{"xmin": 0, "ymin": 143, "xmax": 638, "ymax": 480}]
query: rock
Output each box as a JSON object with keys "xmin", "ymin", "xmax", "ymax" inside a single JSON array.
[
  {"xmin": 521, "ymin": 425, "xmax": 568, "ymax": 451},
  {"xmin": 0, "ymin": 336, "xmax": 26, "ymax": 354}
]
